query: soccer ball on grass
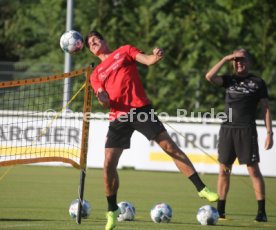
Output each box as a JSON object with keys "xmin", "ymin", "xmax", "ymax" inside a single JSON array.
[
  {"xmin": 150, "ymin": 203, "xmax": 172, "ymax": 223},
  {"xmin": 117, "ymin": 201, "xmax": 136, "ymax": 221},
  {"xmin": 60, "ymin": 30, "xmax": 84, "ymax": 54},
  {"xmin": 69, "ymin": 199, "xmax": 91, "ymax": 219},
  {"xmin": 196, "ymin": 205, "xmax": 219, "ymax": 225}
]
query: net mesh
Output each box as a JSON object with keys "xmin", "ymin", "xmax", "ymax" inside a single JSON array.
[{"xmin": 0, "ymin": 68, "xmax": 91, "ymax": 169}]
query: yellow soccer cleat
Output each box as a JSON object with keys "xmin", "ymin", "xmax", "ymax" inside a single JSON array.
[
  {"xmin": 198, "ymin": 187, "xmax": 219, "ymax": 202},
  {"xmin": 105, "ymin": 208, "xmax": 120, "ymax": 230}
]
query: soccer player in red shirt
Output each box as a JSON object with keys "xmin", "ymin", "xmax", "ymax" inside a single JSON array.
[{"xmin": 86, "ymin": 30, "xmax": 218, "ymax": 230}]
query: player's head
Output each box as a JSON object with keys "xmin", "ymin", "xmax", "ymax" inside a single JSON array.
[
  {"xmin": 85, "ymin": 30, "xmax": 104, "ymax": 47},
  {"xmin": 85, "ymin": 30, "xmax": 107, "ymax": 56},
  {"xmin": 232, "ymin": 48, "xmax": 250, "ymax": 76}
]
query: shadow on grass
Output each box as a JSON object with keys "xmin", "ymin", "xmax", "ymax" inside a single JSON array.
[
  {"xmin": 133, "ymin": 218, "xmax": 274, "ymax": 229},
  {"xmin": 0, "ymin": 218, "xmax": 52, "ymax": 222}
]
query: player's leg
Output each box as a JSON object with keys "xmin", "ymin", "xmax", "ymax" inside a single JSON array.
[
  {"xmin": 154, "ymin": 131, "xmax": 218, "ymax": 202},
  {"xmin": 234, "ymin": 126, "xmax": 266, "ymax": 221},
  {"xmin": 104, "ymin": 147, "xmax": 123, "ymax": 204},
  {"xmin": 217, "ymin": 163, "xmax": 232, "ymax": 219},
  {"xmin": 247, "ymin": 162, "xmax": 265, "ymax": 201},
  {"xmin": 216, "ymin": 126, "xmax": 236, "ymax": 219},
  {"xmin": 247, "ymin": 162, "xmax": 267, "ymax": 222},
  {"xmin": 131, "ymin": 105, "xmax": 218, "ymax": 202},
  {"xmin": 104, "ymin": 147, "xmax": 123, "ymax": 230},
  {"xmin": 104, "ymin": 120, "xmax": 134, "ymax": 230},
  {"xmin": 155, "ymin": 131, "xmax": 196, "ymax": 176}
]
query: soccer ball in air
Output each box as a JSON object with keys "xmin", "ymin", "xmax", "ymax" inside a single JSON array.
[
  {"xmin": 117, "ymin": 201, "xmax": 136, "ymax": 221},
  {"xmin": 196, "ymin": 205, "xmax": 219, "ymax": 225},
  {"xmin": 69, "ymin": 199, "xmax": 91, "ymax": 219},
  {"xmin": 150, "ymin": 203, "xmax": 172, "ymax": 223},
  {"xmin": 60, "ymin": 30, "xmax": 84, "ymax": 54}
]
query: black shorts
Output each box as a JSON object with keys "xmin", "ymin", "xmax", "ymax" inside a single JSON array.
[
  {"xmin": 218, "ymin": 125, "xmax": 259, "ymax": 165},
  {"xmin": 105, "ymin": 105, "xmax": 166, "ymax": 149}
]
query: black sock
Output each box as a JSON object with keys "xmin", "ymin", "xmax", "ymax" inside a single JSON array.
[
  {"xmin": 257, "ymin": 199, "xmax": 266, "ymax": 214},
  {"xmin": 217, "ymin": 200, "xmax": 226, "ymax": 217},
  {"xmin": 188, "ymin": 173, "xmax": 205, "ymax": 192},
  {"xmin": 107, "ymin": 194, "xmax": 118, "ymax": 211}
]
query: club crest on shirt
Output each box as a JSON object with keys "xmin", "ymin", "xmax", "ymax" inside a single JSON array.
[
  {"xmin": 114, "ymin": 53, "xmax": 120, "ymax": 59},
  {"xmin": 229, "ymin": 79, "xmax": 258, "ymax": 94},
  {"xmin": 248, "ymin": 80, "xmax": 257, "ymax": 89}
]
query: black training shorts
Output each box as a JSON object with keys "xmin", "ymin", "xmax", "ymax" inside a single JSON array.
[
  {"xmin": 218, "ymin": 125, "xmax": 259, "ymax": 165},
  {"xmin": 105, "ymin": 105, "xmax": 166, "ymax": 149}
]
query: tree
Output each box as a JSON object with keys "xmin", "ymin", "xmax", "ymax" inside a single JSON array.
[{"xmin": 1, "ymin": 0, "xmax": 276, "ymax": 117}]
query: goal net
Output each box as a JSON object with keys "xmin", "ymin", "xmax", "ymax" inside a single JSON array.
[{"xmin": 0, "ymin": 66, "xmax": 92, "ymax": 169}]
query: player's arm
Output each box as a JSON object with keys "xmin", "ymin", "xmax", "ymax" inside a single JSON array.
[
  {"xmin": 136, "ymin": 48, "xmax": 164, "ymax": 66},
  {"xmin": 205, "ymin": 54, "xmax": 235, "ymax": 86},
  {"xmin": 96, "ymin": 88, "xmax": 110, "ymax": 108},
  {"xmin": 90, "ymin": 71, "xmax": 110, "ymax": 108},
  {"xmin": 260, "ymin": 98, "xmax": 273, "ymax": 150}
]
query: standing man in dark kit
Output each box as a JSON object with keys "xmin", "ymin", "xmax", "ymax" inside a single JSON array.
[{"xmin": 205, "ymin": 48, "xmax": 273, "ymax": 222}]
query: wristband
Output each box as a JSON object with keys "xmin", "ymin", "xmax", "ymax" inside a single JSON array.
[{"xmin": 267, "ymin": 131, "xmax": 273, "ymax": 136}]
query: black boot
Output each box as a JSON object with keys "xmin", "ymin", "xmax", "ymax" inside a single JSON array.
[{"xmin": 255, "ymin": 212, "xmax": 267, "ymax": 222}]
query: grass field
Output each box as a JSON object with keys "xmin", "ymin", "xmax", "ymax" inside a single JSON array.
[{"xmin": 0, "ymin": 165, "xmax": 275, "ymax": 230}]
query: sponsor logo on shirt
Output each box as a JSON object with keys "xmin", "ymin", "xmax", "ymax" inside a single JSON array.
[{"xmin": 97, "ymin": 52, "xmax": 125, "ymax": 82}]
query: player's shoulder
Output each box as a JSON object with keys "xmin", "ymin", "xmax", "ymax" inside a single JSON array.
[
  {"xmin": 118, "ymin": 44, "xmax": 142, "ymax": 51},
  {"xmin": 221, "ymin": 74, "xmax": 233, "ymax": 79},
  {"xmin": 112, "ymin": 45, "xmax": 134, "ymax": 55},
  {"xmin": 247, "ymin": 74, "xmax": 266, "ymax": 84},
  {"xmin": 248, "ymin": 73, "xmax": 261, "ymax": 79},
  {"xmin": 118, "ymin": 44, "xmax": 134, "ymax": 50},
  {"xmin": 117, "ymin": 44, "xmax": 142, "ymax": 59},
  {"xmin": 220, "ymin": 74, "xmax": 234, "ymax": 83}
]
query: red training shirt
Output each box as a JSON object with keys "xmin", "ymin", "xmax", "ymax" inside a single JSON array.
[{"xmin": 90, "ymin": 45, "xmax": 150, "ymax": 119}]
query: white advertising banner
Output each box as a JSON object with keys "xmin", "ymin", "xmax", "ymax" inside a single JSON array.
[
  {"xmin": 87, "ymin": 119, "xmax": 276, "ymax": 177},
  {"xmin": 1, "ymin": 112, "xmax": 274, "ymax": 176}
]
